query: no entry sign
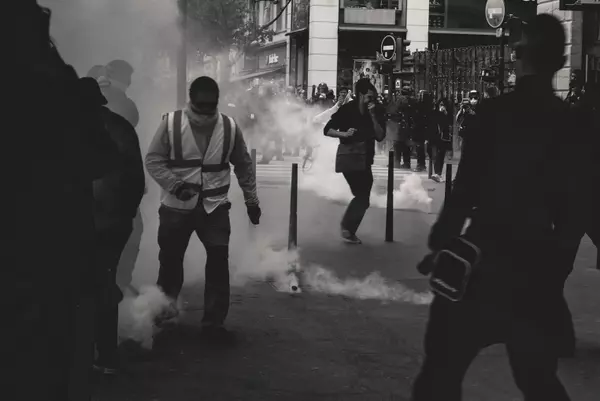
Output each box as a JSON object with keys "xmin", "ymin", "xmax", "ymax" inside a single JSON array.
[
  {"xmin": 485, "ymin": 0, "xmax": 505, "ymax": 29},
  {"xmin": 380, "ymin": 35, "xmax": 396, "ymax": 62}
]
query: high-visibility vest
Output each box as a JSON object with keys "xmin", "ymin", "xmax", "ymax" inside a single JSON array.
[{"xmin": 161, "ymin": 110, "xmax": 235, "ymax": 213}]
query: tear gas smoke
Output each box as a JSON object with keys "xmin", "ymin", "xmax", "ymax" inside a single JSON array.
[
  {"xmin": 43, "ymin": 1, "xmax": 432, "ymax": 350},
  {"xmin": 118, "ymin": 285, "xmax": 172, "ymax": 349},
  {"xmin": 256, "ymin": 94, "xmax": 433, "ymax": 213},
  {"xmin": 299, "ymin": 136, "xmax": 433, "ymax": 213}
]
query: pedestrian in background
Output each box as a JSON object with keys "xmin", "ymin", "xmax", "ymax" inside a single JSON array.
[
  {"xmin": 429, "ymin": 98, "xmax": 453, "ymax": 182},
  {"xmin": 324, "ymin": 78, "xmax": 386, "ymax": 244},
  {"xmin": 413, "ymin": 14, "xmax": 575, "ymax": 401}
]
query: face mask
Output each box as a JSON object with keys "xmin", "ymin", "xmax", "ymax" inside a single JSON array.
[
  {"xmin": 187, "ymin": 103, "xmax": 218, "ymax": 126},
  {"xmin": 470, "ymin": 99, "xmax": 478, "ymax": 106}
]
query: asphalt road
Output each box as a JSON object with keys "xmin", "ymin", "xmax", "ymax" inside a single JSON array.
[{"xmin": 96, "ymin": 182, "xmax": 600, "ymax": 401}]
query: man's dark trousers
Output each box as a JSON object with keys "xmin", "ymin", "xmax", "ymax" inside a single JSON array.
[
  {"xmin": 94, "ymin": 222, "xmax": 133, "ymax": 366},
  {"xmin": 157, "ymin": 202, "xmax": 231, "ymax": 327},
  {"xmin": 341, "ymin": 168, "xmax": 373, "ymax": 235},
  {"xmin": 412, "ymin": 249, "xmax": 572, "ymax": 401}
]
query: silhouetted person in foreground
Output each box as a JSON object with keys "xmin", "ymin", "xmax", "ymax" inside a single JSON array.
[
  {"xmin": 88, "ymin": 62, "xmax": 145, "ymax": 295},
  {"xmin": 83, "ymin": 76, "xmax": 145, "ymax": 375},
  {"xmin": 412, "ymin": 14, "xmax": 575, "ymax": 401},
  {"xmin": 9, "ymin": 3, "xmax": 117, "ymax": 400}
]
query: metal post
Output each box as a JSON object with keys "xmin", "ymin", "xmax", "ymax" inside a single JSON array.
[
  {"xmin": 445, "ymin": 163, "xmax": 453, "ymax": 200},
  {"xmin": 177, "ymin": 0, "xmax": 188, "ymax": 109},
  {"xmin": 498, "ymin": 24, "xmax": 506, "ymax": 95},
  {"xmin": 288, "ymin": 163, "xmax": 298, "ymax": 250},
  {"xmin": 385, "ymin": 150, "xmax": 394, "ymax": 242},
  {"xmin": 428, "ymin": 144, "xmax": 434, "ymax": 179}
]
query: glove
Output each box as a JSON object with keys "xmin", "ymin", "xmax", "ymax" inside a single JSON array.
[
  {"xmin": 173, "ymin": 182, "xmax": 200, "ymax": 201},
  {"xmin": 416, "ymin": 253, "xmax": 437, "ymax": 276},
  {"xmin": 247, "ymin": 204, "xmax": 261, "ymax": 225}
]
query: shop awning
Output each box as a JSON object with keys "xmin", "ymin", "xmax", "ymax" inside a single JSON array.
[
  {"xmin": 230, "ymin": 65, "xmax": 285, "ymax": 82},
  {"xmin": 429, "ymin": 28, "xmax": 496, "ymax": 36},
  {"xmin": 285, "ymin": 27, "xmax": 308, "ymax": 37},
  {"xmin": 339, "ymin": 25, "xmax": 407, "ymax": 33}
]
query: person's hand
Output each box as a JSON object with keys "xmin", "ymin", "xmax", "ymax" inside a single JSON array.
[
  {"xmin": 345, "ymin": 128, "xmax": 358, "ymax": 137},
  {"xmin": 247, "ymin": 204, "xmax": 261, "ymax": 225},
  {"xmin": 174, "ymin": 183, "xmax": 200, "ymax": 201},
  {"xmin": 368, "ymin": 102, "xmax": 377, "ymax": 115}
]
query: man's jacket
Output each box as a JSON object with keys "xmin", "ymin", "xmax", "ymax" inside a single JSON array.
[
  {"xmin": 93, "ymin": 107, "xmax": 145, "ymax": 230},
  {"xmin": 429, "ymin": 76, "xmax": 578, "ymax": 356}
]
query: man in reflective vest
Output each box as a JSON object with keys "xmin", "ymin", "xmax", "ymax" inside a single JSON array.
[{"xmin": 146, "ymin": 76, "xmax": 261, "ymax": 338}]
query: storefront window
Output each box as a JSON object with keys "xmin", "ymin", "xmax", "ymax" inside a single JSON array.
[{"xmin": 291, "ymin": 0, "xmax": 309, "ymax": 31}]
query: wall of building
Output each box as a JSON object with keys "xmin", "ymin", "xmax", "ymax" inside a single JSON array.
[
  {"xmin": 308, "ymin": 0, "xmax": 339, "ymax": 92},
  {"xmin": 537, "ymin": 0, "xmax": 584, "ymax": 97},
  {"xmin": 406, "ymin": 0, "xmax": 429, "ymax": 51}
]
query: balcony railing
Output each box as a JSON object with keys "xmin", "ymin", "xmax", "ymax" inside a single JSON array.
[{"xmin": 341, "ymin": 1, "xmax": 401, "ymax": 26}]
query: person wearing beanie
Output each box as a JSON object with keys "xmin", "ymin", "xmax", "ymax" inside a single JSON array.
[{"xmin": 101, "ymin": 59, "xmax": 139, "ymax": 128}]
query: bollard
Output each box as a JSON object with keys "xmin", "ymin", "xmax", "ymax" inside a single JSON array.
[
  {"xmin": 445, "ymin": 163, "xmax": 453, "ymax": 201},
  {"xmin": 251, "ymin": 148, "xmax": 257, "ymax": 177},
  {"xmin": 385, "ymin": 150, "xmax": 394, "ymax": 242},
  {"xmin": 288, "ymin": 163, "xmax": 299, "ymax": 292},
  {"xmin": 288, "ymin": 163, "xmax": 298, "ymax": 250},
  {"xmin": 428, "ymin": 145, "xmax": 434, "ymax": 179}
]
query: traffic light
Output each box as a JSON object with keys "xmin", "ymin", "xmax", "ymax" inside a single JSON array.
[{"xmin": 395, "ymin": 38, "xmax": 413, "ymax": 73}]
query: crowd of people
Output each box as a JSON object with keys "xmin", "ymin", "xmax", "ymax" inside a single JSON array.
[{"xmin": 9, "ymin": 3, "xmax": 599, "ymax": 401}]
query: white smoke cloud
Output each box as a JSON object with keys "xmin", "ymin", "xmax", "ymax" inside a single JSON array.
[
  {"xmin": 42, "ymin": 1, "xmax": 433, "ymax": 350},
  {"xmin": 118, "ymin": 285, "xmax": 171, "ymax": 349}
]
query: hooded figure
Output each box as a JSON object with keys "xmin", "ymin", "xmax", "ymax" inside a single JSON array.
[{"xmin": 98, "ymin": 59, "xmax": 140, "ymax": 128}]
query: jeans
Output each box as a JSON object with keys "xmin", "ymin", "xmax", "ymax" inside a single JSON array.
[
  {"xmin": 412, "ymin": 294, "xmax": 571, "ymax": 401},
  {"xmin": 157, "ymin": 203, "xmax": 231, "ymax": 326},
  {"xmin": 433, "ymin": 142, "xmax": 450, "ymax": 176},
  {"xmin": 394, "ymin": 140, "xmax": 412, "ymax": 167},
  {"xmin": 415, "ymin": 141, "xmax": 428, "ymax": 168},
  {"xmin": 94, "ymin": 222, "xmax": 133, "ymax": 366},
  {"xmin": 116, "ymin": 209, "xmax": 143, "ymax": 290},
  {"xmin": 341, "ymin": 168, "xmax": 373, "ymax": 235}
]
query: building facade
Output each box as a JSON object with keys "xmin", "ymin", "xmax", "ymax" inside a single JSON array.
[
  {"xmin": 231, "ymin": 1, "xmax": 599, "ymax": 97},
  {"xmin": 231, "ymin": 0, "xmax": 292, "ymax": 88}
]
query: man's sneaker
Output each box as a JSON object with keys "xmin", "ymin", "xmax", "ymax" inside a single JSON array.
[
  {"xmin": 413, "ymin": 165, "xmax": 427, "ymax": 172},
  {"xmin": 341, "ymin": 229, "xmax": 362, "ymax": 244},
  {"xmin": 399, "ymin": 164, "xmax": 411, "ymax": 170},
  {"xmin": 431, "ymin": 174, "xmax": 442, "ymax": 183}
]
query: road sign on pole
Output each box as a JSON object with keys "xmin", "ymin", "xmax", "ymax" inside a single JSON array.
[
  {"xmin": 485, "ymin": 0, "xmax": 506, "ymax": 29},
  {"xmin": 380, "ymin": 35, "xmax": 396, "ymax": 62}
]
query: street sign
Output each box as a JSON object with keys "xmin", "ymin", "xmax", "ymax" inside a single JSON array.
[
  {"xmin": 380, "ymin": 35, "xmax": 396, "ymax": 62},
  {"xmin": 485, "ymin": 0, "xmax": 505, "ymax": 29}
]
